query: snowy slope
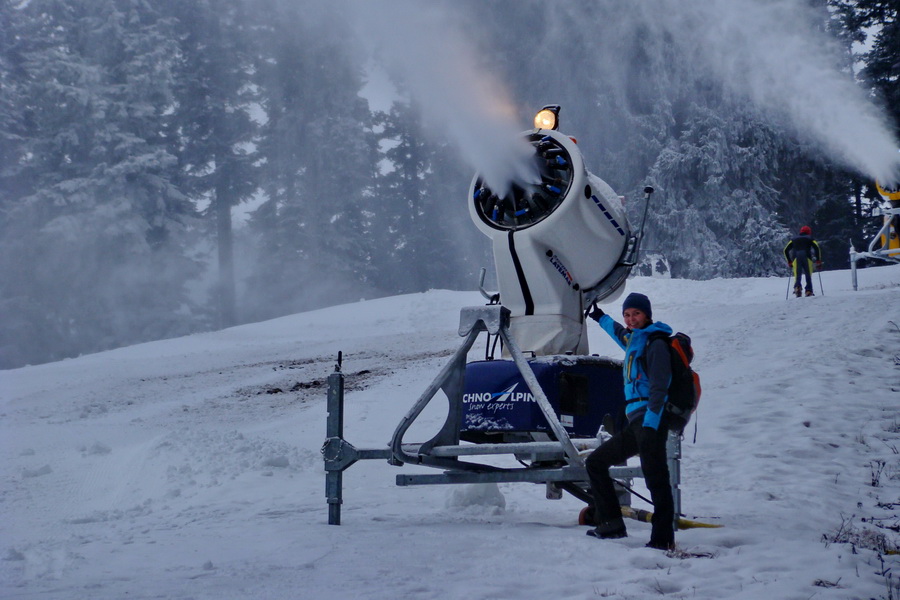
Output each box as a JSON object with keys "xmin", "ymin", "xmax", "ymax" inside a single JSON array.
[{"xmin": 2, "ymin": 265, "xmax": 900, "ymax": 599}]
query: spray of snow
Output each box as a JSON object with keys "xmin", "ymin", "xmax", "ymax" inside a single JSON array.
[
  {"xmin": 563, "ymin": 0, "xmax": 900, "ymax": 185},
  {"xmin": 687, "ymin": 0, "xmax": 899, "ymax": 185},
  {"xmin": 349, "ymin": 1, "xmax": 536, "ymax": 196},
  {"xmin": 355, "ymin": 0, "xmax": 900, "ymax": 187},
  {"xmin": 355, "ymin": 0, "xmax": 900, "ymax": 188}
]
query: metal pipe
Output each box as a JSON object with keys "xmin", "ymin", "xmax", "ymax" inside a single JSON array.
[
  {"xmin": 396, "ymin": 464, "xmax": 643, "ymax": 486},
  {"xmin": 631, "ymin": 186, "xmax": 654, "ymax": 266},
  {"xmin": 389, "ymin": 327, "xmax": 486, "ymax": 470},
  {"xmin": 410, "ymin": 439, "xmax": 601, "ymax": 457},
  {"xmin": 867, "ymin": 219, "xmax": 893, "ymax": 254},
  {"xmin": 499, "ymin": 325, "xmax": 582, "ymax": 466},
  {"xmin": 325, "ymin": 356, "xmax": 345, "ymax": 525},
  {"xmin": 667, "ymin": 431, "xmax": 682, "ymax": 530}
]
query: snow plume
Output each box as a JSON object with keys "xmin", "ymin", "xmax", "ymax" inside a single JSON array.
[
  {"xmin": 692, "ymin": 0, "xmax": 900, "ymax": 185},
  {"xmin": 348, "ymin": 1, "xmax": 536, "ymax": 196},
  {"xmin": 595, "ymin": 0, "xmax": 900, "ymax": 185}
]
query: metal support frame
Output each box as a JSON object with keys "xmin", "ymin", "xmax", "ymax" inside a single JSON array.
[
  {"xmin": 667, "ymin": 430, "xmax": 682, "ymax": 529},
  {"xmin": 850, "ymin": 204, "xmax": 900, "ymax": 291},
  {"xmin": 322, "ymin": 305, "xmax": 683, "ymax": 529},
  {"xmin": 324, "ymin": 361, "xmax": 344, "ymax": 526}
]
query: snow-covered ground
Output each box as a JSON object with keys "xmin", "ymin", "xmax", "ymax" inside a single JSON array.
[{"xmin": 3, "ymin": 265, "xmax": 900, "ymax": 599}]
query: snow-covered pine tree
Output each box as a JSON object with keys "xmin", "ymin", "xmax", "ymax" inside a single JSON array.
[
  {"xmin": 374, "ymin": 98, "xmax": 448, "ymax": 294},
  {"xmin": 162, "ymin": 0, "xmax": 260, "ymax": 328},
  {"xmin": 243, "ymin": 1, "xmax": 378, "ymax": 321},
  {"xmin": 0, "ymin": 0, "xmax": 204, "ymax": 368}
]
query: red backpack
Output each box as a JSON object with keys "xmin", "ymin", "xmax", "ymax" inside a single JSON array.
[{"xmin": 643, "ymin": 332, "xmax": 702, "ymax": 431}]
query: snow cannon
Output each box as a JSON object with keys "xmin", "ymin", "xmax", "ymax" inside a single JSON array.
[
  {"xmin": 321, "ymin": 107, "xmax": 688, "ymax": 532},
  {"xmin": 877, "ymin": 180, "xmax": 900, "ymax": 202},
  {"xmin": 849, "ymin": 178, "xmax": 900, "ymax": 289},
  {"xmin": 469, "ymin": 105, "xmax": 643, "ymax": 356}
]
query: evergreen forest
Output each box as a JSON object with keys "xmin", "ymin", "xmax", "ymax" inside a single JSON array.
[{"xmin": 2, "ymin": 0, "xmax": 898, "ymax": 368}]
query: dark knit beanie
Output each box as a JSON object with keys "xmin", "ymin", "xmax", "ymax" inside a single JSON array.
[{"xmin": 622, "ymin": 292, "xmax": 652, "ymax": 320}]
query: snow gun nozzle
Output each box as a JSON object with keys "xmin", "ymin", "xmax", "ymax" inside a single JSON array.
[
  {"xmin": 643, "ymin": 186, "xmax": 654, "ymax": 196},
  {"xmin": 876, "ymin": 180, "xmax": 900, "ymax": 202}
]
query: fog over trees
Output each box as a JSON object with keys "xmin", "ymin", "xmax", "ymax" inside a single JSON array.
[{"xmin": 2, "ymin": 0, "xmax": 898, "ymax": 368}]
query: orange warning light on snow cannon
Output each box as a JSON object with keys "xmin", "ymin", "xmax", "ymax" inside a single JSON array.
[{"xmin": 533, "ymin": 104, "xmax": 560, "ymax": 131}]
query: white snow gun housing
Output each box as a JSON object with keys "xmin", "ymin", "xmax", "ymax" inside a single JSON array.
[
  {"xmin": 469, "ymin": 125, "xmax": 637, "ymax": 356},
  {"xmin": 322, "ymin": 107, "xmax": 683, "ymax": 530}
]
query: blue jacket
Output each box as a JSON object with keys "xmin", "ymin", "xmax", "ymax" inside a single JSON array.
[{"xmin": 598, "ymin": 315, "xmax": 673, "ymax": 430}]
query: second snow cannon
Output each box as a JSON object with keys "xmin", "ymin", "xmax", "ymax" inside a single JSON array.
[
  {"xmin": 469, "ymin": 105, "xmax": 643, "ymax": 355},
  {"xmin": 849, "ymin": 177, "xmax": 900, "ymax": 290}
]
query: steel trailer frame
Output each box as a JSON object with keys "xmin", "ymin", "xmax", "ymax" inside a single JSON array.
[
  {"xmin": 322, "ymin": 304, "xmax": 682, "ymax": 528},
  {"xmin": 850, "ymin": 204, "xmax": 900, "ymax": 290}
]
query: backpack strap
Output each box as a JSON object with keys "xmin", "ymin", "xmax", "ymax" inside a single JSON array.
[
  {"xmin": 642, "ymin": 331, "xmax": 671, "ymax": 353},
  {"xmin": 646, "ymin": 331, "xmax": 671, "ymax": 344},
  {"xmin": 670, "ymin": 334, "xmax": 692, "ymax": 366},
  {"xmin": 637, "ymin": 331, "xmax": 671, "ymax": 373}
]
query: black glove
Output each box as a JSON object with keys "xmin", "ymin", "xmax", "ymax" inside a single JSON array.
[{"xmin": 587, "ymin": 304, "xmax": 605, "ymax": 322}]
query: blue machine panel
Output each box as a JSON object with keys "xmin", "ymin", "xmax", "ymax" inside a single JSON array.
[{"xmin": 461, "ymin": 355, "xmax": 625, "ymax": 440}]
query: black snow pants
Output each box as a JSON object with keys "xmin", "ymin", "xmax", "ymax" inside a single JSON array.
[
  {"xmin": 585, "ymin": 418, "xmax": 674, "ymax": 546},
  {"xmin": 791, "ymin": 251, "xmax": 814, "ymax": 293}
]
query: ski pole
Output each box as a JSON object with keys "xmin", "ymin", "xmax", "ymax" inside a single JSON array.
[
  {"xmin": 818, "ymin": 269, "xmax": 825, "ymax": 296},
  {"xmin": 785, "ymin": 272, "xmax": 792, "ymax": 300}
]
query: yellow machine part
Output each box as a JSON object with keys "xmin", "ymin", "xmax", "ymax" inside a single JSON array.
[
  {"xmin": 621, "ymin": 506, "xmax": 722, "ymax": 529},
  {"xmin": 875, "ymin": 182, "xmax": 900, "ymax": 250},
  {"xmin": 579, "ymin": 505, "xmax": 722, "ymax": 529},
  {"xmin": 876, "ymin": 181, "xmax": 900, "ymax": 201}
]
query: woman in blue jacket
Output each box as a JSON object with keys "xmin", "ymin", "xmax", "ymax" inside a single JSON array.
[{"xmin": 584, "ymin": 292, "xmax": 675, "ymax": 550}]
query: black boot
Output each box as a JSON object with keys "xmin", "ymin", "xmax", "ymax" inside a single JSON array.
[
  {"xmin": 645, "ymin": 539, "xmax": 675, "ymax": 551},
  {"xmin": 794, "ymin": 286, "xmax": 801, "ymax": 298},
  {"xmin": 586, "ymin": 517, "xmax": 627, "ymax": 539}
]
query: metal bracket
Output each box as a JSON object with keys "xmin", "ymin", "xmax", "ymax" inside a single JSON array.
[
  {"xmin": 323, "ymin": 306, "xmax": 684, "ymax": 529},
  {"xmin": 322, "ymin": 438, "xmax": 392, "ymax": 472},
  {"xmin": 458, "ymin": 304, "xmax": 509, "ymax": 336},
  {"xmin": 850, "ymin": 205, "xmax": 900, "ymax": 290},
  {"xmin": 321, "ymin": 437, "xmax": 358, "ymax": 472}
]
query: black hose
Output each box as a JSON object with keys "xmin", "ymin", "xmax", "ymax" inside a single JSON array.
[{"xmin": 613, "ymin": 478, "xmax": 654, "ymax": 506}]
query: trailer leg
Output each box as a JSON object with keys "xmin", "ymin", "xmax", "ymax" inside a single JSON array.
[
  {"xmin": 325, "ymin": 358, "xmax": 345, "ymax": 525},
  {"xmin": 667, "ymin": 431, "xmax": 682, "ymax": 531}
]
